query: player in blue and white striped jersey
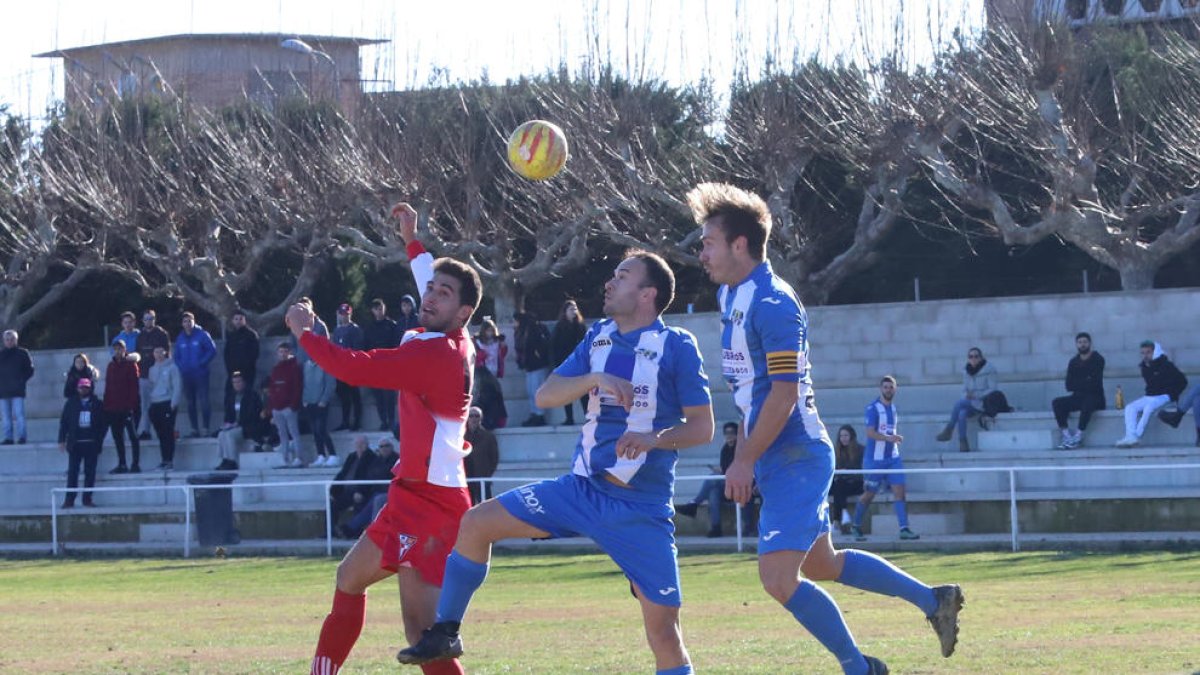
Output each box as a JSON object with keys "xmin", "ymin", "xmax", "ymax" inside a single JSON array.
[
  {"xmin": 852, "ymin": 376, "xmax": 919, "ymax": 541},
  {"xmin": 400, "ymin": 250, "xmax": 714, "ymax": 675},
  {"xmin": 691, "ymin": 182, "xmax": 962, "ymax": 675}
]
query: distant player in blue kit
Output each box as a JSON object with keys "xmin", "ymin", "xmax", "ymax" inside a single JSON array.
[
  {"xmin": 399, "ymin": 250, "xmax": 715, "ymax": 675},
  {"xmin": 852, "ymin": 375, "xmax": 919, "ymax": 541},
  {"xmin": 689, "ymin": 182, "xmax": 963, "ymax": 675}
]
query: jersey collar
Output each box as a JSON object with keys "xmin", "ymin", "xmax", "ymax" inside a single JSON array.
[
  {"xmin": 728, "ymin": 260, "xmax": 773, "ymax": 292},
  {"xmin": 613, "ymin": 317, "xmax": 666, "ymax": 343}
]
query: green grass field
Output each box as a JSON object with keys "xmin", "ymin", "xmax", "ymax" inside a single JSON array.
[{"xmin": 0, "ymin": 550, "xmax": 1197, "ymax": 673}]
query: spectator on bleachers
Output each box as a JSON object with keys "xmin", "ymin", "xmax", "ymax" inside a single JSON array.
[
  {"xmin": 0, "ymin": 330, "xmax": 34, "ymax": 445},
  {"xmin": 331, "ymin": 434, "xmax": 376, "ymax": 517},
  {"xmin": 103, "ymin": 340, "xmax": 141, "ymax": 474},
  {"xmin": 293, "ymin": 297, "xmax": 328, "ymax": 366},
  {"xmin": 854, "ymin": 376, "xmax": 918, "ymax": 540},
  {"xmin": 464, "ymin": 406, "xmax": 499, "ymax": 504},
  {"xmin": 676, "ymin": 421, "xmax": 754, "ymax": 538},
  {"xmin": 1116, "ymin": 341, "xmax": 1188, "ymax": 448},
  {"xmin": 267, "ymin": 342, "xmax": 303, "ymax": 467},
  {"xmin": 514, "ymin": 310, "xmax": 551, "ymax": 427},
  {"xmin": 395, "ymin": 294, "xmax": 419, "ymax": 335},
  {"xmin": 363, "ymin": 298, "xmax": 400, "ymax": 431},
  {"xmin": 550, "ymin": 300, "xmax": 588, "ymax": 425},
  {"xmin": 471, "ymin": 364, "xmax": 507, "ymax": 430},
  {"xmin": 223, "ymin": 309, "xmax": 260, "ymax": 415},
  {"xmin": 63, "ymin": 353, "xmax": 101, "ymax": 400},
  {"xmin": 302, "ymin": 355, "xmax": 337, "ymax": 467},
  {"xmin": 174, "ymin": 312, "xmax": 217, "ymax": 438},
  {"xmin": 111, "ymin": 311, "xmax": 139, "ymax": 353},
  {"xmin": 339, "ymin": 437, "xmax": 397, "ymax": 539},
  {"xmin": 830, "ymin": 424, "xmax": 864, "ymax": 535},
  {"xmin": 1157, "ymin": 383, "xmax": 1200, "ymax": 446},
  {"xmin": 58, "ymin": 377, "xmax": 106, "ymax": 508},
  {"xmin": 135, "ymin": 310, "xmax": 171, "ymax": 440},
  {"xmin": 147, "ymin": 346, "xmax": 182, "ymax": 471},
  {"xmin": 1053, "ymin": 332, "xmax": 1106, "ymax": 450},
  {"xmin": 332, "ymin": 303, "xmax": 364, "ymax": 432},
  {"xmin": 935, "ymin": 347, "xmax": 997, "ymax": 452},
  {"xmin": 473, "ymin": 317, "xmax": 508, "ymax": 378},
  {"xmin": 214, "ymin": 371, "xmax": 267, "ymax": 471}
]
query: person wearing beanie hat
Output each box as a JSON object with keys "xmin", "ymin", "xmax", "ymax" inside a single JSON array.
[
  {"xmin": 332, "ymin": 302, "xmax": 364, "ymax": 432},
  {"xmin": 58, "ymin": 377, "xmax": 108, "ymax": 507}
]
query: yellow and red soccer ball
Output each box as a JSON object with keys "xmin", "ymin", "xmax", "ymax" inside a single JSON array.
[{"xmin": 506, "ymin": 120, "xmax": 569, "ymax": 181}]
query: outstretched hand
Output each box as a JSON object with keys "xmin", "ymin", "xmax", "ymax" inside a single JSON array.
[{"xmin": 390, "ymin": 202, "xmax": 418, "ymax": 244}]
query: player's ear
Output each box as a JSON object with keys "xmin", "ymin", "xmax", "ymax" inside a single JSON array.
[{"xmin": 455, "ymin": 305, "xmax": 473, "ymax": 326}]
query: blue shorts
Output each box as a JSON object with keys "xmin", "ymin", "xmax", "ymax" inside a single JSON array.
[
  {"xmin": 755, "ymin": 440, "xmax": 834, "ymax": 554},
  {"xmin": 497, "ymin": 473, "xmax": 681, "ymax": 607},
  {"xmin": 863, "ymin": 455, "xmax": 906, "ymax": 493}
]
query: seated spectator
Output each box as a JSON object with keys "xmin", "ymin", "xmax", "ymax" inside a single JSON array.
[
  {"xmin": 330, "ymin": 435, "xmax": 376, "ymax": 517},
  {"xmin": 936, "ymin": 347, "xmax": 997, "ymax": 452},
  {"xmin": 1116, "ymin": 341, "xmax": 1188, "ymax": 448},
  {"xmin": 1052, "ymin": 332, "xmax": 1106, "ymax": 450},
  {"xmin": 214, "ymin": 371, "xmax": 268, "ymax": 471},
  {"xmin": 64, "ymin": 353, "xmax": 101, "ymax": 400},
  {"xmin": 853, "ymin": 376, "xmax": 918, "ymax": 540},
  {"xmin": 464, "ymin": 406, "xmax": 499, "ymax": 504},
  {"xmin": 58, "ymin": 378, "xmax": 107, "ymax": 508},
  {"xmin": 829, "ymin": 424, "xmax": 864, "ymax": 535},
  {"xmin": 338, "ymin": 437, "xmax": 397, "ymax": 539},
  {"xmin": 676, "ymin": 421, "xmax": 754, "ymax": 537},
  {"xmin": 1158, "ymin": 383, "xmax": 1200, "ymax": 446},
  {"xmin": 104, "ymin": 341, "xmax": 142, "ymax": 474}
]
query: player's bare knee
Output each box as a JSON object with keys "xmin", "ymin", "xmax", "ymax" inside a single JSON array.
[
  {"xmin": 334, "ymin": 558, "xmax": 367, "ymax": 594},
  {"xmin": 759, "ymin": 571, "xmax": 798, "ymax": 604},
  {"xmin": 800, "ymin": 552, "xmax": 841, "ymax": 581}
]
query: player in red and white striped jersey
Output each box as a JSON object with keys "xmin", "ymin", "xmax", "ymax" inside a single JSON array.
[{"xmin": 297, "ymin": 203, "xmax": 481, "ymax": 675}]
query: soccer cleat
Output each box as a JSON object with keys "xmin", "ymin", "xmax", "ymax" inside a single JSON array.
[
  {"xmin": 851, "ymin": 525, "xmax": 865, "ymax": 541},
  {"xmin": 927, "ymin": 584, "xmax": 965, "ymax": 658},
  {"xmin": 863, "ymin": 654, "xmax": 889, "ymax": 674},
  {"xmin": 396, "ymin": 622, "xmax": 463, "ymax": 665},
  {"xmin": 899, "ymin": 527, "xmax": 920, "ymax": 540}
]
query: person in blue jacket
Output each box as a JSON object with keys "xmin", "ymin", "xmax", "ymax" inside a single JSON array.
[{"xmin": 174, "ymin": 312, "xmax": 217, "ymax": 437}]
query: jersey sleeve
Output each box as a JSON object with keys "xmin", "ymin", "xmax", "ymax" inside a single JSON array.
[
  {"xmin": 865, "ymin": 404, "xmax": 879, "ymax": 430},
  {"xmin": 299, "ymin": 330, "xmax": 456, "ymax": 392},
  {"xmin": 407, "ymin": 240, "xmax": 435, "ymax": 303},
  {"xmin": 753, "ymin": 291, "xmax": 806, "ymax": 383},
  {"xmin": 670, "ymin": 329, "xmax": 711, "ymax": 408},
  {"xmin": 553, "ymin": 323, "xmax": 598, "ymax": 378}
]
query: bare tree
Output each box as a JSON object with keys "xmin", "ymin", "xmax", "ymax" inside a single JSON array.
[{"xmin": 918, "ymin": 24, "xmax": 1200, "ymax": 290}]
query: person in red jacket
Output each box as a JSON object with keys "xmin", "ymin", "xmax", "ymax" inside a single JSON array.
[
  {"xmin": 104, "ymin": 340, "xmax": 142, "ymax": 473},
  {"xmin": 267, "ymin": 343, "xmax": 303, "ymax": 467},
  {"xmin": 297, "ymin": 202, "xmax": 480, "ymax": 675}
]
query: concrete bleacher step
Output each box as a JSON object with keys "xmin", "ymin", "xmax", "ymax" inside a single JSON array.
[
  {"xmin": 979, "ymin": 429, "xmax": 1055, "ymax": 451},
  {"xmin": 870, "ymin": 512, "xmax": 965, "ymax": 536},
  {"xmin": 140, "ymin": 523, "xmax": 197, "ymax": 543}
]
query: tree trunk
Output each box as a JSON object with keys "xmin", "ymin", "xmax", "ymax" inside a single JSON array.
[{"xmin": 1117, "ymin": 261, "xmax": 1156, "ymax": 291}]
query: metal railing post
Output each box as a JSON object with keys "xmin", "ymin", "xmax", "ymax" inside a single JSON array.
[
  {"xmin": 1009, "ymin": 469, "xmax": 1020, "ymax": 552},
  {"xmin": 325, "ymin": 480, "xmax": 333, "ymax": 557},
  {"xmin": 734, "ymin": 503, "xmax": 743, "ymax": 552},
  {"xmin": 51, "ymin": 490, "xmax": 59, "ymax": 556},
  {"xmin": 184, "ymin": 485, "xmax": 192, "ymax": 558}
]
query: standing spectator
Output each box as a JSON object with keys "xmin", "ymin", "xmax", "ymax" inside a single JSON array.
[
  {"xmin": 395, "ymin": 293, "xmax": 420, "ymax": 335},
  {"xmin": 147, "ymin": 346, "xmax": 182, "ymax": 470},
  {"xmin": 363, "ymin": 298, "xmax": 400, "ymax": 431},
  {"xmin": 854, "ymin": 376, "xmax": 917, "ymax": 540},
  {"xmin": 1116, "ymin": 341, "xmax": 1188, "ymax": 447},
  {"xmin": 935, "ymin": 347, "xmax": 998, "ymax": 452},
  {"xmin": 63, "ymin": 353, "xmax": 101, "ymax": 400},
  {"xmin": 463, "ymin": 406, "xmax": 499, "ymax": 504},
  {"xmin": 0, "ymin": 330, "xmax": 34, "ymax": 445},
  {"xmin": 1159, "ymin": 382, "xmax": 1200, "ymax": 446},
  {"xmin": 550, "ymin": 300, "xmax": 588, "ymax": 425},
  {"xmin": 1052, "ymin": 332, "xmax": 1106, "ymax": 449},
  {"xmin": 471, "ymin": 364, "xmax": 508, "ymax": 430},
  {"xmin": 215, "ymin": 371, "xmax": 267, "ymax": 471},
  {"xmin": 135, "ymin": 310, "xmax": 171, "ymax": 440},
  {"xmin": 174, "ymin": 312, "xmax": 217, "ymax": 437},
  {"xmin": 514, "ymin": 310, "xmax": 551, "ymax": 427},
  {"xmin": 223, "ymin": 309, "xmax": 260, "ymax": 412},
  {"xmin": 104, "ymin": 341, "xmax": 141, "ymax": 474},
  {"xmin": 829, "ymin": 425, "xmax": 864, "ymax": 535},
  {"xmin": 111, "ymin": 311, "xmax": 140, "ymax": 353},
  {"xmin": 295, "ymin": 297, "xmax": 329, "ymax": 366},
  {"xmin": 332, "ymin": 303, "xmax": 364, "ymax": 432},
  {"xmin": 268, "ymin": 342, "xmax": 303, "ymax": 467},
  {"xmin": 676, "ymin": 421, "xmax": 753, "ymax": 538},
  {"xmin": 473, "ymin": 317, "xmax": 508, "ymax": 378},
  {"xmin": 303, "ymin": 355, "xmax": 338, "ymax": 467},
  {"xmin": 57, "ymin": 378, "xmax": 107, "ymax": 508}
]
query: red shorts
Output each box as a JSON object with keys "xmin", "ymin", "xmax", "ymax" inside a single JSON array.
[{"xmin": 366, "ymin": 479, "xmax": 471, "ymax": 587}]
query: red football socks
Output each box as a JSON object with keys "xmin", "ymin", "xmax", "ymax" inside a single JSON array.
[{"xmin": 311, "ymin": 590, "xmax": 366, "ymax": 674}]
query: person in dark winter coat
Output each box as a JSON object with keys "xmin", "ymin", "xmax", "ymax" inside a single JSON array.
[
  {"xmin": 64, "ymin": 353, "xmax": 102, "ymax": 400},
  {"xmin": 135, "ymin": 310, "xmax": 171, "ymax": 438},
  {"xmin": 215, "ymin": 371, "xmax": 268, "ymax": 470},
  {"xmin": 174, "ymin": 312, "xmax": 218, "ymax": 437},
  {"xmin": 514, "ymin": 310, "xmax": 551, "ymax": 427},
  {"xmin": 464, "ymin": 406, "xmax": 500, "ymax": 504},
  {"xmin": 0, "ymin": 330, "xmax": 35, "ymax": 445},
  {"xmin": 104, "ymin": 341, "xmax": 142, "ymax": 474},
  {"xmin": 1117, "ymin": 341, "xmax": 1188, "ymax": 447},
  {"xmin": 330, "ymin": 434, "xmax": 377, "ymax": 516},
  {"xmin": 364, "ymin": 298, "xmax": 401, "ymax": 431},
  {"xmin": 550, "ymin": 300, "xmax": 588, "ymax": 425},
  {"xmin": 223, "ymin": 309, "xmax": 260, "ymax": 412},
  {"xmin": 58, "ymin": 378, "xmax": 107, "ymax": 507},
  {"xmin": 395, "ymin": 294, "xmax": 420, "ymax": 335},
  {"xmin": 332, "ymin": 303, "xmax": 364, "ymax": 431},
  {"xmin": 1052, "ymin": 332, "xmax": 1106, "ymax": 449}
]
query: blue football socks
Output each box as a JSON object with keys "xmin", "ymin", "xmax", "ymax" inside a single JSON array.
[
  {"xmin": 837, "ymin": 549, "xmax": 937, "ymax": 616},
  {"xmin": 894, "ymin": 499, "xmax": 909, "ymax": 528},
  {"xmin": 852, "ymin": 501, "xmax": 867, "ymax": 527},
  {"xmin": 435, "ymin": 550, "xmax": 490, "ymax": 624},
  {"xmin": 785, "ymin": 581, "xmax": 866, "ymax": 675},
  {"xmin": 657, "ymin": 665, "xmax": 694, "ymax": 675}
]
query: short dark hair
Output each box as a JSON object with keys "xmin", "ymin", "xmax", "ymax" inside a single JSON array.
[
  {"xmin": 723, "ymin": 422, "xmax": 739, "ymax": 435},
  {"xmin": 277, "ymin": 342, "xmax": 293, "ymax": 352},
  {"xmin": 624, "ymin": 249, "xmax": 675, "ymax": 314},
  {"xmin": 1075, "ymin": 332, "xmax": 1091, "ymax": 341},
  {"xmin": 371, "ymin": 298, "xmax": 386, "ymax": 309},
  {"xmin": 120, "ymin": 311, "xmax": 135, "ymax": 322},
  {"xmin": 881, "ymin": 375, "xmax": 897, "ymax": 386},
  {"xmin": 232, "ymin": 308, "xmax": 247, "ymax": 319},
  {"xmin": 686, "ymin": 182, "xmax": 772, "ymax": 261},
  {"xmin": 181, "ymin": 311, "xmax": 195, "ymax": 322},
  {"xmin": 231, "ymin": 371, "xmax": 244, "ymax": 379},
  {"xmin": 143, "ymin": 309, "xmax": 156, "ymax": 318},
  {"xmin": 433, "ymin": 258, "xmax": 482, "ymax": 315}
]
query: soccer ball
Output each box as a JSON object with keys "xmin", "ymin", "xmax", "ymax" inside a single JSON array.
[{"xmin": 506, "ymin": 120, "xmax": 569, "ymax": 181}]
